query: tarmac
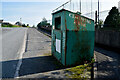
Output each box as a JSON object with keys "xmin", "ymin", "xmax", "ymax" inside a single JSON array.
[{"xmin": 18, "ymin": 28, "xmax": 91, "ymax": 79}]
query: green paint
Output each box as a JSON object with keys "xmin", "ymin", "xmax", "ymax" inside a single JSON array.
[{"xmin": 51, "ymin": 9, "xmax": 95, "ymax": 66}]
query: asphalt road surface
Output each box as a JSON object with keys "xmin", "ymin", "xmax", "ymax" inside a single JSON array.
[
  {"xmin": 19, "ymin": 28, "xmax": 54, "ymax": 77},
  {"xmin": 0, "ymin": 27, "xmax": 27, "ymax": 78},
  {"xmin": 95, "ymin": 47, "xmax": 120, "ymax": 80},
  {"xmin": 0, "ymin": 27, "xmax": 120, "ymax": 79}
]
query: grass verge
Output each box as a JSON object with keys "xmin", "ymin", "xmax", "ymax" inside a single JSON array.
[{"xmin": 65, "ymin": 58, "xmax": 95, "ymax": 79}]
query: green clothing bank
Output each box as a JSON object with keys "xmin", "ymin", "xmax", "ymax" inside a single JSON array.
[{"xmin": 51, "ymin": 9, "xmax": 95, "ymax": 66}]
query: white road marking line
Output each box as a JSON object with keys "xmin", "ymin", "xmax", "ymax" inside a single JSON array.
[
  {"xmin": 14, "ymin": 29, "xmax": 27, "ymax": 78},
  {"xmin": 94, "ymin": 52, "xmax": 97, "ymax": 78}
]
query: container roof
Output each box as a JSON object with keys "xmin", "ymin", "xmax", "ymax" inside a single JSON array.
[{"xmin": 52, "ymin": 9, "xmax": 94, "ymax": 21}]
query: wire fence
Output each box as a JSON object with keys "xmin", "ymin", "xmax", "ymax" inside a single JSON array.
[
  {"xmin": 52, "ymin": 0, "xmax": 118, "ymax": 22},
  {"xmin": 83, "ymin": 10, "xmax": 110, "ymax": 22}
]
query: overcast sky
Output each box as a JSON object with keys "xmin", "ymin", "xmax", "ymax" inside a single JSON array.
[{"xmin": 1, "ymin": 0, "xmax": 119, "ymax": 26}]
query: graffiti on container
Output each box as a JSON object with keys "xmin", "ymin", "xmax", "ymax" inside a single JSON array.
[{"xmin": 69, "ymin": 13, "xmax": 91, "ymax": 28}]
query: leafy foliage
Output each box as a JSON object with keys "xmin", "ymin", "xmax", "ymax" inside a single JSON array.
[
  {"xmin": 22, "ymin": 24, "xmax": 27, "ymax": 27},
  {"xmin": 104, "ymin": 6, "xmax": 120, "ymax": 28},
  {"xmin": 97, "ymin": 19, "xmax": 103, "ymax": 28},
  {"xmin": 15, "ymin": 21, "xmax": 22, "ymax": 26},
  {"xmin": 37, "ymin": 17, "xmax": 50, "ymax": 29},
  {"xmin": 2, "ymin": 23, "xmax": 19, "ymax": 27}
]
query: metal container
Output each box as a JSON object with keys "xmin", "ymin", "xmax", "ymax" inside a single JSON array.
[{"xmin": 51, "ymin": 9, "xmax": 95, "ymax": 66}]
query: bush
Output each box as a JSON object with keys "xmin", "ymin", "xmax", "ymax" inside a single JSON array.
[{"xmin": 104, "ymin": 6, "xmax": 120, "ymax": 28}]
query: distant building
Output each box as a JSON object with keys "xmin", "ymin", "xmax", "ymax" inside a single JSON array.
[
  {"xmin": 2, "ymin": 22, "xmax": 11, "ymax": 25},
  {"xmin": 15, "ymin": 21, "xmax": 22, "ymax": 26},
  {"xmin": 0, "ymin": 20, "xmax": 3, "ymax": 23},
  {"xmin": 0, "ymin": 20, "xmax": 3, "ymax": 27},
  {"xmin": 118, "ymin": 1, "xmax": 120, "ymax": 12}
]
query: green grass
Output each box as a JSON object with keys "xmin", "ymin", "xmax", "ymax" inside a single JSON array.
[
  {"xmin": 65, "ymin": 58, "xmax": 95, "ymax": 79},
  {"xmin": 43, "ymin": 52, "xmax": 52, "ymax": 56},
  {"xmin": 2, "ymin": 25, "xmax": 21, "ymax": 27},
  {"xmin": 65, "ymin": 64, "xmax": 91, "ymax": 78}
]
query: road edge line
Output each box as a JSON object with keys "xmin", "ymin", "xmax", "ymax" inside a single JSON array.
[
  {"xmin": 14, "ymin": 29, "xmax": 27, "ymax": 78},
  {"xmin": 94, "ymin": 52, "xmax": 97, "ymax": 79}
]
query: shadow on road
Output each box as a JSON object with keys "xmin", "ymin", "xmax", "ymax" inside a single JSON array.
[
  {"xmin": 1, "ymin": 60, "xmax": 18, "ymax": 78},
  {"xmin": 19, "ymin": 55, "xmax": 65, "ymax": 77},
  {"xmin": 1, "ymin": 55, "xmax": 65, "ymax": 78},
  {"xmin": 94, "ymin": 47, "xmax": 120, "ymax": 79},
  {"xmin": 95, "ymin": 47, "xmax": 120, "ymax": 59}
]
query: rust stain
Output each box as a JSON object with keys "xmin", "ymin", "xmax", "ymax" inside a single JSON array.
[
  {"xmin": 66, "ymin": 29, "xmax": 69, "ymax": 31},
  {"xmin": 74, "ymin": 29, "xmax": 79, "ymax": 32},
  {"xmin": 74, "ymin": 14, "xmax": 88, "ymax": 31},
  {"xmin": 65, "ymin": 19, "xmax": 67, "ymax": 30},
  {"xmin": 74, "ymin": 14, "xmax": 80, "ymax": 30},
  {"xmin": 64, "ymin": 11, "xmax": 67, "ymax": 66}
]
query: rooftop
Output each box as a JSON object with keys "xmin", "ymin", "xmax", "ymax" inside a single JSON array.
[{"xmin": 0, "ymin": 20, "xmax": 3, "ymax": 23}]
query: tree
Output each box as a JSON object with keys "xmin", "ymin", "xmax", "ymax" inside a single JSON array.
[
  {"xmin": 99, "ymin": 19, "xmax": 103, "ymax": 28},
  {"xmin": 22, "ymin": 24, "xmax": 27, "ymax": 27},
  {"xmin": 104, "ymin": 6, "xmax": 120, "ymax": 28},
  {"xmin": 116, "ymin": 13, "xmax": 120, "ymax": 28},
  {"xmin": 27, "ymin": 24, "xmax": 29, "ymax": 26},
  {"xmin": 15, "ymin": 21, "xmax": 22, "ymax": 26},
  {"xmin": 37, "ymin": 17, "xmax": 50, "ymax": 29},
  {"xmin": 42, "ymin": 17, "xmax": 47, "ymax": 23},
  {"xmin": 26, "ymin": 24, "xmax": 29, "ymax": 27}
]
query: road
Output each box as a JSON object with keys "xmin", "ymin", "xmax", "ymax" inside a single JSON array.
[
  {"xmin": 0, "ymin": 27, "xmax": 120, "ymax": 79},
  {"xmin": 0, "ymin": 27, "xmax": 27, "ymax": 78},
  {"xmin": 18, "ymin": 28, "xmax": 55, "ymax": 77},
  {"xmin": 18, "ymin": 28, "xmax": 120, "ymax": 79},
  {"xmin": 95, "ymin": 47, "xmax": 120, "ymax": 79}
]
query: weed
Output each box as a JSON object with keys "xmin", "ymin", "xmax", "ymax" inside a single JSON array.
[
  {"xmin": 43, "ymin": 52, "xmax": 52, "ymax": 56},
  {"xmin": 65, "ymin": 58, "xmax": 95, "ymax": 79}
]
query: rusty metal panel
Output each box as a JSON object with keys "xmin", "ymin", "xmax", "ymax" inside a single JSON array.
[
  {"xmin": 51, "ymin": 9, "xmax": 94, "ymax": 66},
  {"xmin": 65, "ymin": 11, "xmax": 94, "ymax": 66},
  {"xmin": 51, "ymin": 10, "xmax": 66, "ymax": 65}
]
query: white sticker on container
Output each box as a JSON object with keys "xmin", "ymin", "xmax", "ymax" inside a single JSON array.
[
  {"xmin": 53, "ymin": 25, "xmax": 55, "ymax": 29},
  {"xmin": 56, "ymin": 39, "xmax": 61, "ymax": 53}
]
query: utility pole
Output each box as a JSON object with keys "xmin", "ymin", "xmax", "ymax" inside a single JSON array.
[
  {"xmin": 70, "ymin": 0, "xmax": 71, "ymax": 10},
  {"xmin": 80, "ymin": 0, "xmax": 81, "ymax": 13},
  {"xmin": 20, "ymin": 18, "xmax": 22, "ymax": 23},
  {"xmin": 91, "ymin": 0, "xmax": 92, "ymax": 18},
  {"xmin": 95, "ymin": 11, "xmax": 97, "ymax": 24},
  {"xmin": 20, "ymin": 18, "xmax": 22, "ymax": 26},
  {"xmin": 95, "ymin": 10, "xmax": 98, "ymax": 29},
  {"xmin": 98, "ymin": 0, "xmax": 99, "ymax": 28},
  {"xmin": 73, "ymin": 2, "xmax": 74, "ymax": 11}
]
